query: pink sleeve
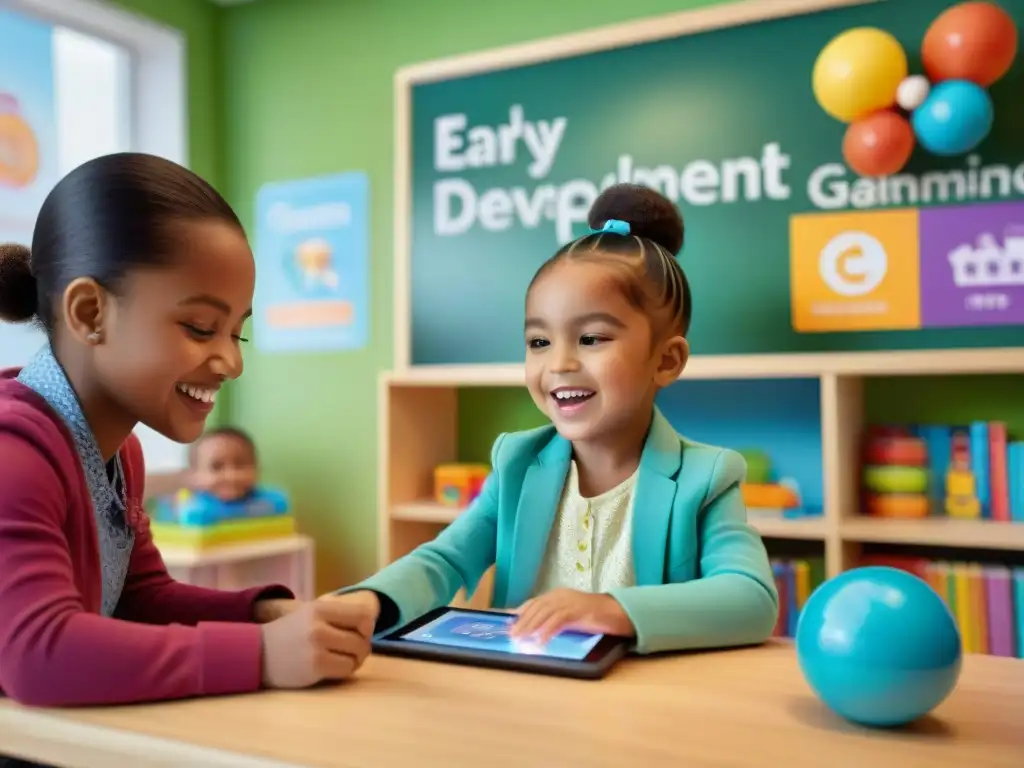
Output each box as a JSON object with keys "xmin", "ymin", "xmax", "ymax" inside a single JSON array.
[
  {"xmin": 0, "ymin": 433, "xmax": 264, "ymax": 707},
  {"xmin": 114, "ymin": 434, "xmax": 294, "ymax": 626}
]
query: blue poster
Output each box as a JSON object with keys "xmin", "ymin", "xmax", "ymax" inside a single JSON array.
[
  {"xmin": 253, "ymin": 172, "xmax": 369, "ymax": 353},
  {"xmin": 0, "ymin": 9, "xmax": 58, "ymax": 224},
  {"xmin": 0, "ymin": 9, "xmax": 56, "ymax": 369}
]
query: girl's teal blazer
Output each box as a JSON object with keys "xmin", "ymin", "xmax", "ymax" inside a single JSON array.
[{"xmin": 343, "ymin": 407, "xmax": 779, "ymax": 654}]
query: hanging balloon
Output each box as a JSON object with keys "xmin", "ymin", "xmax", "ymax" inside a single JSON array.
[
  {"xmin": 812, "ymin": 27, "xmax": 908, "ymax": 122},
  {"xmin": 842, "ymin": 111, "xmax": 916, "ymax": 176},
  {"xmin": 922, "ymin": 2, "xmax": 1018, "ymax": 87},
  {"xmin": 911, "ymin": 79, "xmax": 994, "ymax": 156}
]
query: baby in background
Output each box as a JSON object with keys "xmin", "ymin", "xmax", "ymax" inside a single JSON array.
[
  {"xmin": 189, "ymin": 426, "xmax": 262, "ymax": 503},
  {"xmin": 154, "ymin": 427, "xmax": 289, "ymax": 525}
]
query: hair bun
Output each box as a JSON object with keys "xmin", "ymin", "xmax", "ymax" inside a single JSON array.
[
  {"xmin": 0, "ymin": 243, "xmax": 38, "ymax": 323},
  {"xmin": 587, "ymin": 183, "xmax": 684, "ymax": 257}
]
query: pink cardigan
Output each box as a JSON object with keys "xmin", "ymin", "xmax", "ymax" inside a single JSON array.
[{"xmin": 0, "ymin": 372, "xmax": 293, "ymax": 706}]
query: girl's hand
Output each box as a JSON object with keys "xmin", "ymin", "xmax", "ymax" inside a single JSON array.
[
  {"xmin": 510, "ymin": 588, "xmax": 636, "ymax": 643},
  {"xmin": 317, "ymin": 589, "xmax": 381, "ymax": 628},
  {"xmin": 259, "ymin": 596, "xmax": 376, "ymax": 689},
  {"xmin": 253, "ymin": 598, "xmax": 301, "ymax": 624}
]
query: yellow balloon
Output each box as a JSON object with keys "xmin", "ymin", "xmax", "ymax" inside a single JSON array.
[{"xmin": 812, "ymin": 27, "xmax": 908, "ymax": 123}]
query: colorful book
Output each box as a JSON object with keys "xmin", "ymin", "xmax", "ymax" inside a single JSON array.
[
  {"xmin": 919, "ymin": 425, "xmax": 951, "ymax": 507},
  {"xmin": 1014, "ymin": 569, "xmax": 1024, "ymax": 659},
  {"xmin": 988, "ymin": 423, "xmax": 1010, "ymax": 522},
  {"xmin": 953, "ymin": 563, "xmax": 973, "ymax": 652},
  {"xmin": 785, "ymin": 564, "xmax": 798, "ymax": 637},
  {"xmin": 771, "ymin": 562, "xmax": 788, "ymax": 637},
  {"xmin": 969, "ymin": 564, "xmax": 988, "ymax": 654},
  {"xmin": 1010, "ymin": 442, "xmax": 1024, "ymax": 522},
  {"xmin": 768, "ymin": 558, "xmax": 825, "ymax": 639},
  {"xmin": 925, "ymin": 561, "xmax": 947, "ymax": 603},
  {"xmin": 969, "ymin": 421, "xmax": 990, "ymax": 518},
  {"xmin": 944, "ymin": 561, "xmax": 958, "ymax": 619},
  {"xmin": 794, "ymin": 561, "xmax": 810, "ymax": 611},
  {"xmin": 985, "ymin": 567, "xmax": 1015, "ymax": 657}
]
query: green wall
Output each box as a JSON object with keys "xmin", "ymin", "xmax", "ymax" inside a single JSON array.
[
  {"xmin": 112, "ymin": 0, "xmax": 224, "ymax": 191},
  {"xmin": 111, "ymin": 0, "xmax": 229, "ymax": 426}
]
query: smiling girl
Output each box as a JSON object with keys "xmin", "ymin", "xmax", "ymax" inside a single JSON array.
[
  {"xmin": 331, "ymin": 183, "xmax": 778, "ymax": 654},
  {"xmin": 0, "ymin": 153, "xmax": 374, "ymax": 713}
]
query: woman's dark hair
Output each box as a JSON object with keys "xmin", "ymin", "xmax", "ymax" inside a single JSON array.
[
  {"xmin": 0, "ymin": 152, "xmax": 243, "ymax": 333},
  {"xmin": 529, "ymin": 183, "xmax": 691, "ymax": 336}
]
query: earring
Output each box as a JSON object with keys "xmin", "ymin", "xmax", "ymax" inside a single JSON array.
[{"xmin": 86, "ymin": 330, "xmax": 103, "ymax": 344}]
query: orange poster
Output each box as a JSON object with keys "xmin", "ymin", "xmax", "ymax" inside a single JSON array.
[{"xmin": 790, "ymin": 209, "xmax": 921, "ymax": 332}]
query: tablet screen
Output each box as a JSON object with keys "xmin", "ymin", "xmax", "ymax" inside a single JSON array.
[{"xmin": 401, "ymin": 609, "xmax": 603, "ymax": 660}]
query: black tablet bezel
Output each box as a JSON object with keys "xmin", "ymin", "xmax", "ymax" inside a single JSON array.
[{"xmin": 372, "ymin": 606, "xmax": 629, "ymax": 680}]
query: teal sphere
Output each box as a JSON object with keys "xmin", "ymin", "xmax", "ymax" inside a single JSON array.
[
  {"xmin": 912, "ymin": 80, "xmax": 993, "ymax": 156},
  {"xmin": 796, "ymin": 566, "xmax": 962, "ymax": 727}
]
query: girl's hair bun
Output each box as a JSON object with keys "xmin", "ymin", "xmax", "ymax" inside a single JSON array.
[
  {"xmin": 587, "ymin": 183, "xmax": 684, "ymax": 257},
  {"xmin": 0, "ymin": 243, "xmax": 38, "ymax": 323}
]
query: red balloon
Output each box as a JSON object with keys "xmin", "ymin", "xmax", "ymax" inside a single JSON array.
[
  {"xmin": 842, "ymin": 111, "xmax": 916, "ymax": 177},
  {"xmin": 922, "ymin": 2, "xmax": 1019, "ymax": 86}
]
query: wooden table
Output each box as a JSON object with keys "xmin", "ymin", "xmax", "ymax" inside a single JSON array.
[{"xmin": 1, "ymin": 642, "xmax": 1021, "ymax": 767}]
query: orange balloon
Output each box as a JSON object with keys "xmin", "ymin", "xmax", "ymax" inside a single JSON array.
[
  {"xmin": 842, "ymin": 111, "xmax": 916, "ymax": 177},
  {"xmin": 922, "ymin": 2, "xmax": 1018, "ymax": 86}
]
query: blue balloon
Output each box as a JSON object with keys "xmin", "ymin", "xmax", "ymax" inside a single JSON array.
[
  {"xmin": 912, "ymin": 80, "xmax": 994, "ymax": 156},
  {"xmin": 796, "ymin": 566, "xmax": 962, "ymax": 728}
]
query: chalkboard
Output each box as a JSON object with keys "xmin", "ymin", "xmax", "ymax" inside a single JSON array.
[{"xmin": 401, "ymin": 0, "xmax": 1024, "ymax": 365}]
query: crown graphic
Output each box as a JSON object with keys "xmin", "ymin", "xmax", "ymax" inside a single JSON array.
[{"xmin": 948, "ymin": 226, "xmax": 1024, "ymax": 288}]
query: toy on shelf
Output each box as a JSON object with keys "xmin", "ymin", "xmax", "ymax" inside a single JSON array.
[
  {"xmin": 434, "ymin": 463, "xmax": 489, "ymax": 507},
  {"xmin": 737, "ymin": 449, "xmax": 807, "ymax": 519},
  {"xmin": 862, "ymin": 429, "xmax": 930, "ymax": 518},
  {"xmin": 862, "ymin": 422, "xmax": 1024, "ymax": 523},
  {"xmin": 946, "ymin": 430, "xmax": 982, "ymax": 519},
  {"xmin": 150, "ymin": 427, "xmax": 296, "ymax": 550}
]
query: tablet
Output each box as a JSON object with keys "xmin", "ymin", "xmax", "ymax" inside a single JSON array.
[{"xmin": 372, "ymin": 606, "xmax": 628, "ymax": 679}]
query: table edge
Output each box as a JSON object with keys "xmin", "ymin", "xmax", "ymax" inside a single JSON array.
[{"xmin": 0, "ymin": 706, "xmax": 303, "ymax": 768}]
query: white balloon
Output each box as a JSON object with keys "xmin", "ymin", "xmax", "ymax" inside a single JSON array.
[{"xmin": 896, "ymin": 75, "xmax": 931, "ymax": 112}]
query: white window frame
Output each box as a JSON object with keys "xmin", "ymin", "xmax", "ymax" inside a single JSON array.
[
  {"xmin": 0, "ymin": 0, "xmax": 187, "ymax": 168},
  {"xmin": 1, "ymin": 0, "xmax": 189, "ymax": 479}
]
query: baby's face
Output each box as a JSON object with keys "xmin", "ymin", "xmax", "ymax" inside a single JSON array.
[
  {"xmin": 524, "ymin": 260, "xmax": 664, "ymax": 445},
  {"xmin": 190, "ymin": 434, "xmax": 258, "ymax": 502}
]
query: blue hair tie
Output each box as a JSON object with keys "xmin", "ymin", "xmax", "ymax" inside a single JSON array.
[{"xmin": 589, "ymin": 219, "xmax": 630, "ymax": 236}]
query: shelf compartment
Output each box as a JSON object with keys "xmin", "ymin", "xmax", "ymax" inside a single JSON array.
[
  {"xmin": 842, "ymin": 517, "xmax": 1024, "ymax": 551},
  {"xmin": 657, "ymin": 377, "xmax": 824, "ymax": 517}
]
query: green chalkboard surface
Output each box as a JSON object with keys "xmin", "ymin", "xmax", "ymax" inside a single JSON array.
[{"xmin": 406, "ymin": 0, "xmax": 1024, "ymax": 365}]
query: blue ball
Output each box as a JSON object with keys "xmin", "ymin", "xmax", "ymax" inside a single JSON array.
[
  {"xmin": 796, "ymin": 566, "xmax": 961, "ymax": 728},
  {"xmin": 912, "ymin": 80, "xmax": 994, "ymax": 156}
]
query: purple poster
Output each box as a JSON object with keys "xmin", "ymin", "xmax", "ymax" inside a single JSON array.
[{"xmin": 919, "ymin": 201, "xmax": 1024, "ymax": 328}]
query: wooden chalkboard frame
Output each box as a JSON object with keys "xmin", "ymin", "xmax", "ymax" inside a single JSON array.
[
  {"xmin": 382, "ymin": 0, "xmax": 1024, "ymax": 616},
  {"xmin": 392, "ymin": 0, "xmax": 884, "ymax": 371}
]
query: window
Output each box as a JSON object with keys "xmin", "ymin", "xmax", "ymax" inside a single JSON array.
[
  {"xmin": 0, "ymin": 0, "xmax": 187, "ymax": 473},
  {"xmin": 1, "ymin": 14, "xmax": 131, "ymax": 371}
]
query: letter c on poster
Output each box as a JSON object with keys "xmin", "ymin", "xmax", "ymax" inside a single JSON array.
[{"xmin": 818, "ymin": 231, "xmax": 888, "ymax": 297}]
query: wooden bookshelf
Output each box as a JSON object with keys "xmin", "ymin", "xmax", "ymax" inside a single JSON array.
[{"xmin": 378, "ymin": 347, "xmax": 1024, "ymax": 605}]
